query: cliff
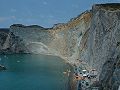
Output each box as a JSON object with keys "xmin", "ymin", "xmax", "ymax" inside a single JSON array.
[
  {"xmin": 9, "ymin": 11, "xmax": 92, "ymax": 61},
  {"xmin": 89, "ymin": 4, "xmax": 120, "ymax": 90},
  {"xmin": 0, "ymin": 29, "xmax": 9, "ymax": 48},
  {"xmin": 0, "ymin": 3, "xmax": 120, "ymax": 90}
]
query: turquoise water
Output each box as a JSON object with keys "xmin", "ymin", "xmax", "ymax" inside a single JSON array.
[{"xmin": 0, "ymin": 54, "xmax": 70, "ymax": 90}]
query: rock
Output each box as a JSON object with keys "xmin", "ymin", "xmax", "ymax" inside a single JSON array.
[
  {"xmin": 85, "ymin": 3, "xmax": 120, "ymax": 90},
  {"xmin": 0, "ymin": 65, "xmax": 6, "ymax": 71}
]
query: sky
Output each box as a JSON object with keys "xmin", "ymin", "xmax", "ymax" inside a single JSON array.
[{"xmin": 0, "ymin": 0, "xmax": 120, "ymax": 28}]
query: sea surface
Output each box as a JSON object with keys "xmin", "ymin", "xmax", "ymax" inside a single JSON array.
[{"xmin": 0, "ymin": 54, "xmax": 70, "ymax": 90}]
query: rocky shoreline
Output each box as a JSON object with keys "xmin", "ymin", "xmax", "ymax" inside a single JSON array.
[{"xmin": 67, "ymin": 64, "xmax": 77, "ymax": 90}]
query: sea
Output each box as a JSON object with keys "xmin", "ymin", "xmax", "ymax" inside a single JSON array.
[{"xmin": 0, "ymin": 54, "xmax": 70, "ymax": 90}]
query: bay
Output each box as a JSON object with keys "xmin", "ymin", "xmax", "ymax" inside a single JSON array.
[{"xmin": 0, "ymin": 54, "xmax": 70, "ymax": 90}]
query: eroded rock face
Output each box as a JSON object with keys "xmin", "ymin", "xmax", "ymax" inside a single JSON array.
[
  {"xmin": 85, "ymin": 3, "xmax": 120, "ymax": 90},
  {"xmin": 0, "ymin": 29, "xmax": 29, "ymax": 54},
  {"xmin": 0, "ymin": 29, "xmax": 8, "ymax": 51},
  {"xmin": 0, "ymin": 3, "xmax": 120, "ymax": 90},
  {"xmin": 9, "ymin": 11, "xmax": 92, "ymax": 61}
]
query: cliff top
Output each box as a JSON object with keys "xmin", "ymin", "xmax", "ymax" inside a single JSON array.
[
  {"xmin": 10, "ymin": 10, "xmax": 92, "ymax": 31},
  {"xmin": 10, "ymin": 3, "xmax": 120, "ymax": 31},
  {"xmin": 93, "ymin": 3, "xmax": 120, "ymax": 10},
  {"xmin": 10, "ymin": 24, "xmax": 49, "ymax": 30}
]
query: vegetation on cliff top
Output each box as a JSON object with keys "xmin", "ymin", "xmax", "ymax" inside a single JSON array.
[{"xmin": 94, "ymin": 3, "xmax": 120, "ymax": 10}]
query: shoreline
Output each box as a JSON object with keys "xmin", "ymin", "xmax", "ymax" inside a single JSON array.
[{"xmin": 67, "ymin": 63, "xmax": 78, "ymax": 90}]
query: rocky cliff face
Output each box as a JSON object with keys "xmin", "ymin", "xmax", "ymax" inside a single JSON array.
[
  {"xmin": 89, "ymin": 4, "xmax": 120, "ymax": 90},
  {"xmin": 9, "ymin": 11, "xmax": 92, "ymax": 62},
  {"xmin": 0, "ymin": 29, "xmax": 9, "ymax": 51},
  {"xmin": 79, "ymin": 3, "xmax": 120, "ymax": 90},
  {"xmin": 0, "ymin": 3, "xmax": 120, "ymax": 90},
  {"xmin": 0, "ymin": 28, "xmax": 28, "ymax": 54}
]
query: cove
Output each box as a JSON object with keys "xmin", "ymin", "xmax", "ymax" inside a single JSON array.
[{"xmin": 0, "ymin": 54, "xmax": 71, "ymax": 90}]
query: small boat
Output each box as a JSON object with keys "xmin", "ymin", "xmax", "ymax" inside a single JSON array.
[
  {"xmin": 63, "ymin": 71, "xmax": 67, "ymax": 74},
  {"xmin": 17, "ymin": 61, "xmax": 20, "ymax": 63}
]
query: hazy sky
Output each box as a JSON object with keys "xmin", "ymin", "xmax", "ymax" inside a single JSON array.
[{"xmin": 0, "ymin": 0, "xmax": 120, "ymax": 28}]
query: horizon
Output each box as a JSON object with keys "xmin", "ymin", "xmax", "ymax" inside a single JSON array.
[{"xmin": 0, "ymin": 0, "xmax": 120, "ymax": 28}]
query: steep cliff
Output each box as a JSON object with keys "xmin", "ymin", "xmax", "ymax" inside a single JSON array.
[
  {"xmin": 89, "ymin": 4, "xmax": 120, "ymax": 90},
  {"xmin": 9, "ymin": 11, "xmax": 92, "ymax": 62},
  {"xmin": 0, "ymin": 29, "xmax": 9, "ymax": 51},
  {"xmin": 0, "ymin": 28, "xmax": 29, "ymax": 54},
  {"xmin": 79, "ymin": 3, "xmax": 120, "ymax": 90},
  {"xmin": 0, "ymin": 3, "xmax": 120, "ymax": 90}
]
